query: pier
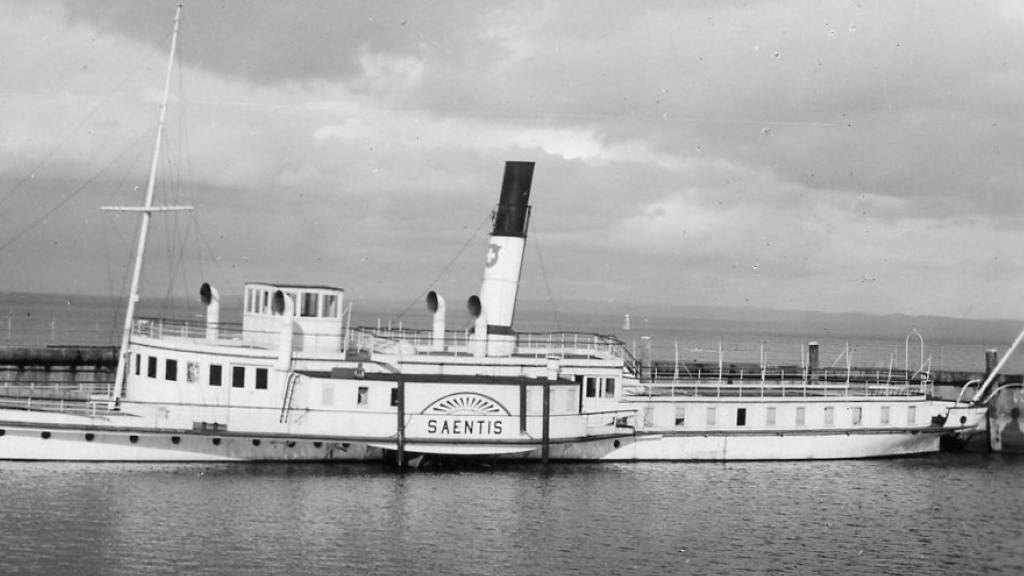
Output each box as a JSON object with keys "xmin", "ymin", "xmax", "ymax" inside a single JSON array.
[{"xmin": 0, "ymin": 345, "xmax": 116, "ymax": 400}]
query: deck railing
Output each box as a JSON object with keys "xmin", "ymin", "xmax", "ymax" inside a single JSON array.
[
  {"xmin": 350, "ymin": 327, "xmax": 629, "ymax": 360},
  {"xmin": 0, "ymin": 380, "xmax": 114, "ymax": 398},
  {"xmin": 625, "ymin": 378, "xmax": 932, "ymax": 399},
  {"xmin": 0, "ymin": 396, "xmax": 118, "ymax": 416}
]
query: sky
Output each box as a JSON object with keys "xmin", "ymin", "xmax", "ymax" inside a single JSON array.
[{"xmin": 0, "ymin": 0, "xmax": 1022, "ymax": 321}]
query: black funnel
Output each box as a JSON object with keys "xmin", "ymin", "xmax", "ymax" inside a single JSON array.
[{"xmin": 492, "ymin": 161, "xmax": 534, "ymax": 237}]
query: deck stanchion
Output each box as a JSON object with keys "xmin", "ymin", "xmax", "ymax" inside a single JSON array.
[
  {"xmin": 542, "ymin": 382, "xmax": 551, "ymax": 463},
  {"xmin": 520, "ymin": 379, "xmax": 527, "ymax": 433},
  {"xmin": 396, "ymin": 378, "xmax": 406, "ymax": 468}
]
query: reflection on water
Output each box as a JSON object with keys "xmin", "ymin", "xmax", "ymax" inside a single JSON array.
[{"xmin": 1, "ymin": 455, "xmax": 1022, "ymax": 575}]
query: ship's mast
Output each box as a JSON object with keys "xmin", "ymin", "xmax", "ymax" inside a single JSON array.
[{"xmin": 105, "ymin": 4, "xmax": 192, "ymax": 402}]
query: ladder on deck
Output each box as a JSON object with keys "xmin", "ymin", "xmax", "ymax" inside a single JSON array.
[{"xmin": 280, "ymin": 372, "xmax": 300, "ymax": 423}]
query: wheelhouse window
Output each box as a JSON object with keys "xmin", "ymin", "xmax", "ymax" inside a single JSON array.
[
  {"xmin": 301, "ymin": 292, "xmax": 318, "ymax": 317},
  {"xmin": 585, "ymin": 377, "xmax": 597, "ymax": 398},
  {"xmin": 604, "ymin": 378, "xmax": 615, "ymax": 397},
  {"xmin": 255, "ymin": 368, "xmax": 268, "ymax": 390},
  {"xmin": 323, "ymin": 294, "xmax": 338, "ymax": 318},
  {"xmin": 147, "ymin": 356, "xmax": 157, "ymax": 378},
  {"xmin": 165, "ymin": 359, "xmax": 178, "ymax": 382},
  {"xmin": 209, "ymin": 364, "xmax": 222, "ymax": 387},
  {"xmin": 232, "ymin": 366, "xmax": 246, "ymax": 388},
  {"xmin": 736, "ymin": 408, "xmax": 747, "ymax": 426},
  {"xmin": 134, "ymin": 354, "xmax": 141, "ymax": 376},
  {"xmin": 357, "ymin": 386, "xmax": 368, "ymax": 405}
]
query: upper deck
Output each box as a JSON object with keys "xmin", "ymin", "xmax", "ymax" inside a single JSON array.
[{"xmin": 130, "ymin": 316, "xmax": 632, "ymax": 366}]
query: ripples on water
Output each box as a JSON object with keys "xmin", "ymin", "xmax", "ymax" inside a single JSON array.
[{"xmin": 0, "ymin": 455, "xmax": 1021, "ymax": 575}]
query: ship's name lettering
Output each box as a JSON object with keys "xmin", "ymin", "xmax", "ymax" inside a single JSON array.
[{"xmin": 426, "ymin": 418, "xmax": 503, "ymax": 435}]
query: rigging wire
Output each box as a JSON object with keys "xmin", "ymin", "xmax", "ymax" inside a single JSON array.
[
  {"xmin": 392, "ymin": 213, "xmax": 491, "ymax": 322},
  {"xmin": 529, "ymin": 217, "xmax": 562, "ymax": 332},
  {"xmin": 0, "ymin": 31, "xmax": 172, "ymax": 212},
  {"xmin": 0, "ymin": 128, "xmax": 154, "ymax": 256}
]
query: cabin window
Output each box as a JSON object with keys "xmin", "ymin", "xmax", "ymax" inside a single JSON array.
[
  {"xmin": 147, "ymin": 356, "xmax": 157, "ymax": 378},
  {"xmin": 881, "ymin": 406, "xmax": 890, "ymax": 425},
  {"xmin": 301, "ymin": 293, "xmax": 318, "ymax": 317},
  {"xmin": 323, "ymin": 294, "xmax": 338, "ymax": 318},
  {"xmin": 851, "ymin": 407, "xmax": 862, "ymax": 426},
  {"xmin": 134, "ymin": 354, "xmax": 141, "ymax": 376},
  {"xmin": 357, "ymin": 386, "xmax": 368, "ymax": 405},
  {"xmin": 261, "ymin": 291, "xmax": 269, "ymax": 314},
  {"xmin": 674, "ymin": 406, "xmax": 685, "ymax": 427},
  {"xmin": 187, "ymin": 362, "xmax": 199, "ymax": 383},
  {"xmin": 604, "ymin": 378, "xmax": 615, "ymax": 397},
  {"xmin": 907, "ymin": 405, "xmax": 916, "ymax": 425},
  {"xmin": 706, "ymin": 407, "xmax": 717, "ymax": 426},
  {"xmin": 390, "ymin": 388, "xmax": 399, "ymax": 407},
  {"xmin": 736, "ymin": 408, "xmax": 747, "ymax": 426},
  {"xmin": 322, "ymin": 383, "xmax": 334, "ymax": 406},
  {"xmin": 209, "ymin": 364, "xmax": 222, "ymax": 387},
  {"xmin": 796, "ymin": 406, "xmax": 806, "ymax": 427},
  {"xmin": 245, "ymin": 288, "xmax": 252, "ymax": 313},
  {"xmin": 766, "ymin": 406, "xmax": 776, "ymax": 427},
  {"xmin": 165, "ymin": 359, "xmax": 178, "ymax": 382},
  {"xmin": 232, "ymin": 366, "xmax": 245, "ymax": 388},
  {"xmin": 255, "ymin": 368, "xmax": 268, "ymax": 390},
  {"xmin": 824, "ymin": 406, "xmax": 835, "ymax": 426},
  {"xmin": 585, "ymin": 377, "xmax": 597, "ymax": 398}
]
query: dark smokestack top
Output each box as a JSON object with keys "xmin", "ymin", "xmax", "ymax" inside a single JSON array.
[{"xmin": 492, "ymin": 161, "xmax": 534, "ymax": 237}]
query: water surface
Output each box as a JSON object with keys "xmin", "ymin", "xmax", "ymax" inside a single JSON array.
[{"xmin": 1, "ymin": 455, "xmax": 1021, "ymax": 575}]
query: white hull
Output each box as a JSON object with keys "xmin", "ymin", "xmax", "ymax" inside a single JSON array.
[
  {"xmin": 0, "ymin": 411, "xmax": 940, "ymax": 462},
  {"xmin": 0, "ymin": 419, "xmax": 378, "ymax": 462},
  {"xmin": 558, "ymin": 427, "xmax": 940, "ymax": 461}
]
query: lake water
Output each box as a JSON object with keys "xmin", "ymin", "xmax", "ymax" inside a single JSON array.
[{"xmin": 0, "ymin": 454, "xmax": 1021, "ymax": 575}]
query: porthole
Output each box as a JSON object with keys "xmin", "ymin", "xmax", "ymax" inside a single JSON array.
[
  {"xmin": 129, "ymin": 435, "xmax": 139, "ymax": 443},
  {"xmin": 171, "ymin": 436, "xmax": 181, "ymax": 445},
  {"xmin": 85, "ymin": 433, "xmax": 95, "ymax": 442},
  {"xmin": 313, "ymin": 441, "xmax": 323, "ymax": 449},
  {"xmin": 613, "ymin": 440, "xmax": 621, "ymax": 448},
  {"xmin": 252, "ymin": 439, "xmax": 261, "ymax": 447},
  {"xmin": 212, "ymin": 438, "xmax": 222, "ymax": 446},
  {"xmin": 286, "ymin": 441, "xmax": 296, "ymax": 448},
  {"xmin": 41, "ymin": 431, "xmax": 51, "ymax": 439}
]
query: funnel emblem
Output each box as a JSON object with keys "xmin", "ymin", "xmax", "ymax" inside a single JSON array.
[{"xmin": 485, "ymin": 242, "xmax": 502, "ymax": 268}]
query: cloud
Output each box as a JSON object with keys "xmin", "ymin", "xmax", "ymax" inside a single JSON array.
[{"xmin": 1, "ymin": 0, "xmax": 1022, "ymax": 319}]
